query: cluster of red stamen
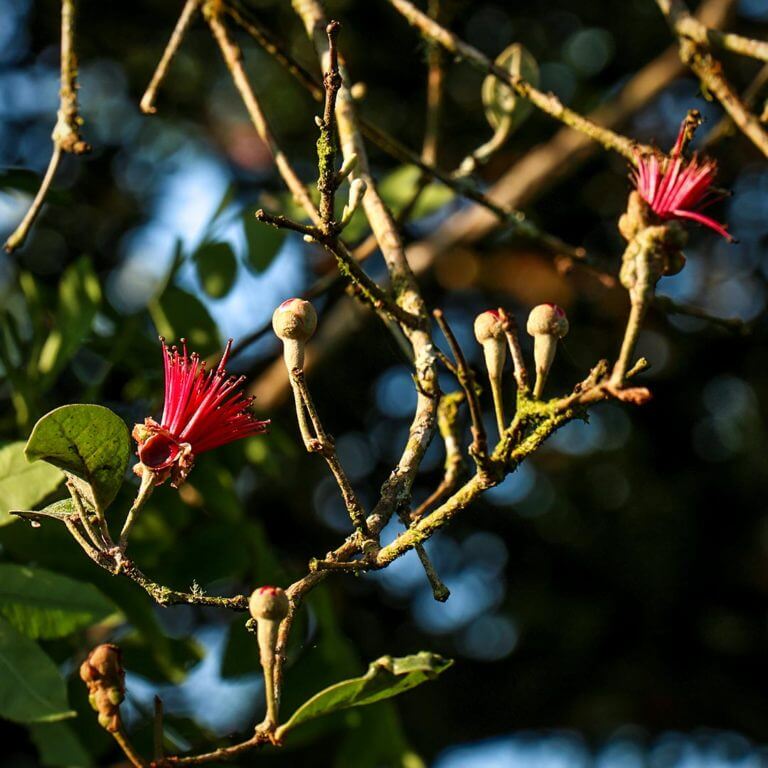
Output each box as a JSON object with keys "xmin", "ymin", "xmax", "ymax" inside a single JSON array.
[
  {"xmin": 133, "ymin": 338, "xmax": 269, "ymax": 485},
  {"xmin": 632, "ymin": 117, "xmax": 734, "ymax": 242}
]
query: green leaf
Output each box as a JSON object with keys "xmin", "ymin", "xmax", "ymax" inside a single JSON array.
[
  {"xmin": 243, "ymin": 214, "xmax": 285, "ymax": 273},
  {"xmin": 277, "ymin": 652, "xmax": 453, "ymax": 737},
  {"xmin": 29, "ymin": 721, "xmax": 92, "ymax": 767},
  {"xmin": 482, "ymin": 43, "xmax": 539, "ymax": 133},
  {"xmin": 24, "ymin": 404, "xmax": 131, "ymax": 511},
  {"xmin": 12, "ymin": 498, "xmax": 77, "ymax": 525},
  {"xmin": 0, "ymin": 617, "xmax": 74, "ymax": 723},
  {"xmin": 209, "ymin": 183, "xmax": 237, "ymax": 226},
  {"xmin": 37, "ymin": 258, "xmax": 101, "ymax": 383},
  {"xmin": 195, "ymin": 242, "xmax": 237, "ymax": 299},
  {"xmin": 149, "ymin": 286, "xmax": 220, "ymax": 357},
  {"xmin": 334, "ymin": 704, "xmax": 426, "ymax": 768},
  {"xmin": 0, "ymin": 441, "xmax": 63, "ymax": 527},
  {"xmin": 0, "ymin": 564, "xmax": 117, "ymax": 639},
  {"xmin": 378, "ymin": 165, "xmax": 454, "ymax": 220}
]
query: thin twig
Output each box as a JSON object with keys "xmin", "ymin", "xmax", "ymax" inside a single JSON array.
[
  {"xmin": 156, "ymin": 734, "xmax": 266, "ymax": 766},
  {"xmin": 204, "ymin": 4, "xmax": 322, "ymax": 225},
  {"xmin": 119, "ymin": 469, "xmax": 155, "ymax": 551},
  {"xmin": 4, "ymin": 147, "xmax": 62, "ymax": 254},
  {"xmin": 421, "ymin": 0, "xmax": 445, "ymax": 167},
  {"xmin": 657, "ymin": 0, "xmax": 768, "ymax": 63},
  {"xmin": 433, "ymin": 309, "xmax": 489, "ymax": 466},
  {"xmin": 113, "ymin": 719, "xmax": 148, "ymax": 768},
  {"xmin": 221, "ymin": 0, "xmax": 585, "ymax": 262},
  {"xmin": 703, "ymin": 62, "xmax": 768, "ymax": 147},
  {"xmin": 67, "ymin": 481, "xmax": 108, "ymax": 552},
  {"xmin": 289, "ymin": 367, "xmax": 371, "ymax": 540},
  {"xmin": 154, "ymin": 696, "xmax": 165, "ymax": 761},
  {"xmin": 317, "ymin": 21, "xmax": 342, "ymax": 232},
  {"xmin": 653, "ymin": 294, "xmax": 753, "ymax": 333},
  {"xmin": 411, "ymin": 390, "xmax": 466, "ymax": 521},
  {"xmin": 141, "ymin": 0, "xmax": 201, "ymax": 114},
  {"xmin": 397, "ymin": 507, "xmax": 450, "ymax": 601},
  {"xmin": 386, "ymin": 0, "xmax": 649, "ymax": 160},
  {"xmin": 498, "ymin": 309, "xmax": 529, "ymax": 393},
  {"xmin": 656, "ymin": 0, "xmax": 768, "ymax": 158},
  {"xmin": 4, "ymin": 0, "xmax": 89, "ymax": 252},
  {"xmin": 255, "ymin": 209, "xmax": 422, "ymax": 329}
]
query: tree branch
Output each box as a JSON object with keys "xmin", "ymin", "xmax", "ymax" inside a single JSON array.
[
  {"xmin": 140, "ymin": 0, "xmax": 202, "ymax": 114},
  {"xmin": 386, "ymin": 0, "xmax": 650, "ymax": 160},
  {"xmin": 656, "ymin": 0, "xmax": 768, "ymax": 158},
  {"xmin": 4, "ymin": 0, "xmax": 89, "ymax": 253}
]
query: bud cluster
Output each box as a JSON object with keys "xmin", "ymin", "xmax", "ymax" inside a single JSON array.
[
  {"xmin": 79, "ymin": 644, "xmax": 125, "ymax": 733},
  {"xmin": 472, "ymin": 302, "xmax": 570, "ymax": 428}
]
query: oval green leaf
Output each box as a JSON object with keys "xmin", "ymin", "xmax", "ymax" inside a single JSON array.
[
  {"xmin": 29, "ymin": 722, "xmax": 91, "ymax": 768},
  {"xmin": 0, "ymin": 564, "xmax": 117, "ymax": 639},
  {"xmin": 149, "ymin": 286, "xmax": 220, "ymax": 358},
  {"xmin": 195, "ymin": 242, "xmax": 238, "ymax": 299},
  {"xmin": 24, "ymin": 404, "xmax": 131, "ymax": 511},
  {"xmin": 277, "ymin": 652, "xmax": 453, "ymax": 738},
  {"xmin": 378, "ymin": 165, "xmax": 454, "ymax": 221},
  {"xmin": 482, "ymin": 43, "xmax": 539, "ymax": 133},
  {"xmin": 37, "ymin": 256, "xmax": 101, "ymax": 382},
  {"xmin": 0, "ymin": 442, "xmax": 63, "ymax": 527},
  {"xmin": 0, "ymin": 617, "xmax": 74, "ymax": 723},
  {"xmin": 244, "ymin": 214, "xmax": 285, "ymax": 273}
]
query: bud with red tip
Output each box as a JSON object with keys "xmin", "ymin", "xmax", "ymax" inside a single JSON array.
[
  {"xmin": 249, "ymin": 586, "xmax": 290, "ymax": 730},
  {"xmin": 474, "ymin": 309, "xmax": 507, "ymax": 436},
  {"xmin": 249, "ymin": 585, "xmax": 290, "ymax": 622},
  {"xmin": 272, "ymin": 299, "xmax": 318, "ymax": 373},
  {"xmin": 526, "ymin": 304, "xmax": 569, "ymax": 399}
]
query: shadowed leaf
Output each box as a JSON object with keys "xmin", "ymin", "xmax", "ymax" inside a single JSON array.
[
  {"xmin": 0, "ymin": 441, "xmax": 63, "ymax": 526},
  {"xmin": 0, "ymin": 563, "xmax": 117, "ymax": 639},
  {"xmin": 0, "ymin": 617, "xmax": 74, "ymax": 723},
  {"xmin": 195, "ymin": 242, "xmax": 238, "ymax": 299}
]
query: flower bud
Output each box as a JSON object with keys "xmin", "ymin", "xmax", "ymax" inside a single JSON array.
[
  {"xmin": 248, "ymin": 586, "xmax": 290, "ymax": 730},
  {"xmin": 272, "ymin": 299, "xmax": 317, "ymax": 343},
  {"xmin": 249, "ymin": 585, "xmax": 290, "ymax": 622},
  {"xmin": 80, "ymin": 644, "xmax": 125, "ymax": 734},
  {"xmin": 272, "ymin": 299, "xmax": 318, "ymax": 372},
  {"xmin": 341, "ymin": 178, "xmax": 367, "ymax": 227},
  {"xmin": 473, "ymin": 309, "xmax": 504, "ymax": 344},
  {"xmin": 474, "ymin": 310, "xmax": 507, "ymax": 437},
  {"xmin": 82, "ymin": 644, "xmax": 123, "ymax": 687},
  {"xmin": 526, "ymin": 304, "xmax": 569, "ymax": 398}
]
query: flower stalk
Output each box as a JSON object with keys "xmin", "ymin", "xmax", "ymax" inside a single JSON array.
[
  {"xmin": 249, "ymin": 587, "xmax": 290, "ymax": 732},
  {"xmin": 474, "ymin": 310, "xmax": 507, "ymax": 437},
  {"xmin": 118, "ymin": 468, "xmax": 155, "ymax": 552}
]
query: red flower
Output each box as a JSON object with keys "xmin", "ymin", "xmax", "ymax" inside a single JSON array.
[
  {"xmin": 632, "ymin": 118, "xmax": 733, "ymax": 241},
  {"xmin": 133, "ymin": 338, "xmax": 269, "ymax": 486}
]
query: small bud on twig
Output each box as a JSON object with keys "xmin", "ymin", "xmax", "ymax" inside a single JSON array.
[
  {"xmin": 340, "ymin": 178, "xmax": 367, "ymax": 228},
  {"xmin": 272, "ymin": 298, "xmax": 318, "ymax": 373},
  {"xmin": 337, "ymin": 153, "xmax": 359, "ymax": 184},
  {"xmin": 249, "ymin": 586, "xmax": 290, "ymax": 730},
  {"xmin": 474, "ymin": 310, "xmax": 507, "ymax": 437},
  {"xmin": 526, "ymin": 304, "xmax": 569, "ymax": 399}
]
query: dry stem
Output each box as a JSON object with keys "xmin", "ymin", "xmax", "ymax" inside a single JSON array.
[
  {"xmin": 141, "ymin": 0, "xmax": 202, "ymax": 114},
  {"xmin": 4, "ymin": 0, "xmax": 89, "ymax": 252}
]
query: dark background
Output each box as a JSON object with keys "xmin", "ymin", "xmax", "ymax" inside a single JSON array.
[{"xmin": 1, "ymin": 0, "xmax": 768, "ymax": 765}]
